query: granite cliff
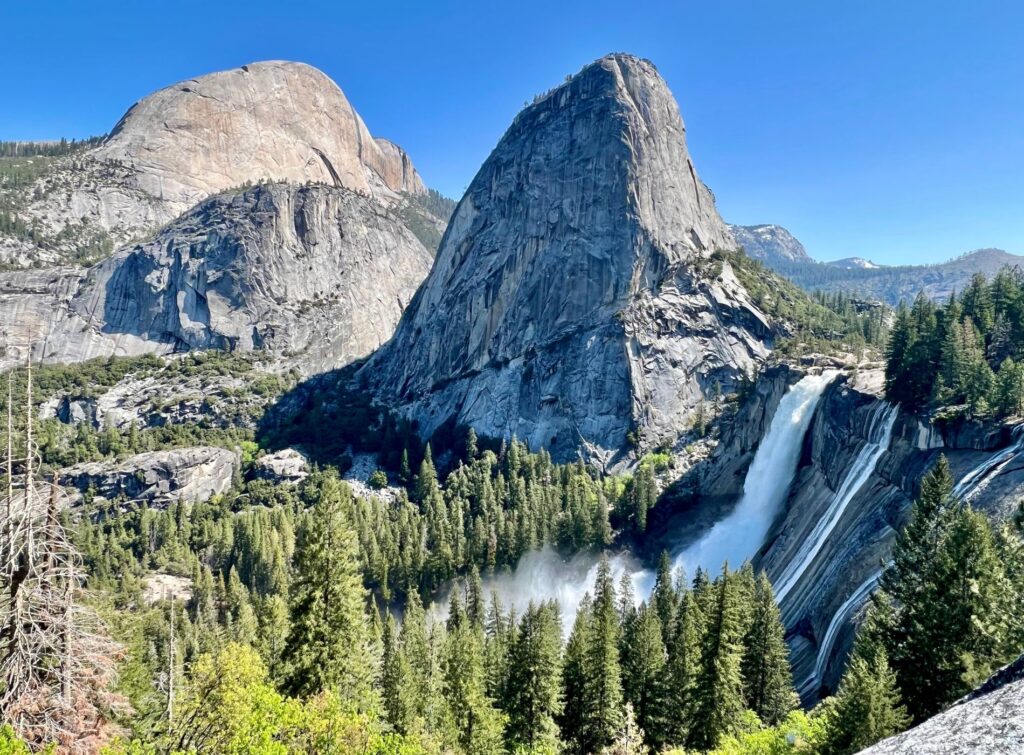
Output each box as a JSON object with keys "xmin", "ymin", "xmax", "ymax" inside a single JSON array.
[
  {"xmin": 363, "ymin": 54, "xmax": 776, "ymax": 466},
  {"xmin": 0, "ymin": 63, "xmax": 439, "ymax": 375}
]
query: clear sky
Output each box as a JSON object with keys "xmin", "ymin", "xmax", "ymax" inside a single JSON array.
[{"xmin": 2, "ymin": 0, "xmax": 1022, "ymax": 264}]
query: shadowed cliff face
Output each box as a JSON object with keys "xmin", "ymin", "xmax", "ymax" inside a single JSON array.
[
  {"xmin": 364, "ymin": 53, "xmax": 775, "ymax": 466},
  {"xmin": 67, "ymin": 183, "xmax": 433, "ymax": 375}
]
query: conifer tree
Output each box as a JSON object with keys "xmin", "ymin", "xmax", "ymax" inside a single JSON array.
[
  {"xmin": 282, "ymin": 472, "xmax": 375, "ymax": 702},
  {"xmin": 741, "ymin": 572, "xmax": 796, "ymax": 725},
  {"xmin": 584, "ymin": 556, "xmax": 624, "ymax": 753},
  {"xmin": 879, "ymin": 455, "xmax": 1012, "ymax": 720},
  {"xmin": 820, "ymin": 645, "xmax": 908, "ymax": 755},
  {"xmin": 620, "ymin": 604, "xmax": 669, "ymax": 749},
  {"xmin": 504, "ymin": 601, "xmax": 563, "ymax": 752},
  {"xmin": 561, "ymin": 595, "xmax": 593, "ymax": 755},
  {"xmin": 667, "ymin": 589, "xmax": 703, "ymax": 744},
  {"xmin": 442, "ymin": 599, "xmax": 506, "ymax": 754},
  {"xmin": 688, "ymin": 566, "xmax": 744, "ymax": 751},
  {"xmin": 652, "ymin": 551, "xmax": 678, "ymax": 644}
]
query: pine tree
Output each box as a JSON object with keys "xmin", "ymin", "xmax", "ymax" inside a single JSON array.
[
  {"xmin": 652, "ymin": 551, "xmax": 678, "ymax": 644},
  {"xmin": 620, "ymin": 604, "xmax": 669, "ymax": 749},
  {"xmin": 584, "ymin": 555, "xmax": 624, "ymax": 753},
  {"xmin": 820, "ymin": 646, "xmax": 908, "ymax": 755},
  {"xmin": 561, "ymin": 595, "xmax": 594, "ymax": 755},
  {"xmin": 688, "ymin": 566, "xmax": 744, "ymax": 751},
  {"xmin": 442, "ymin": 603, "xmax": 506, "ymax": 754},
  {"xmin": 667, "ymin": 589, "xmax": 703, "ymax": 744},
  {"xmin": 381, "ymin": 612, "xmax": 413, "ymax": 734},
  {"xmin": 282, "ymin": 472, "xmax": 375, "ymax": 701},
  {"xmin": 504, "ymin": 601, "xmax": 563, "ymax": 752},
  {"xmin": 879, "ymin": 456, "xmax": 1012, "ymax": 721},
  {"xmin": 741, "ymin": 572, "xmax": 796, "ymax": 726},
  {"xmin": 995, "ymin": 357, "xmax": 1024, "ymax": 416}
]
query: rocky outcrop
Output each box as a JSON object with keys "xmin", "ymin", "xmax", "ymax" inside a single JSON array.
[
  {"xmin": 2, "ymin": 183, "xmax": 433, "ymax": 374},
  {"xmin": 253, "ymin": 448, "xmax": 309, "ymax": 483},
  {"xmin": 727, "ymin": 224, "xmax": 812, "ymax": 265},
  {"xmin": 60, "ymin": 446, "xmax": 237, "ymax": 507},
  {"xmin": 857, "ymin": 655, "xmax": 1024, "ymax": 754},
  {"xmin": 364, "ymin": 53, "xmax": 774, "ymax": 466},
  {"xmin": 71, "ymin": 183, "xmax": 432, "ymax": 373},
  {"xmin": 12, "ymin": 61, "xmax": 426, "ymax": 256}
]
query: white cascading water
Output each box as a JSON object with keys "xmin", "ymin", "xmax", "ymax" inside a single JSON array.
[
  {"xmin": 672, "ymin": 371, "xmax": 838, "ymax": 578},
  {"xmin": 436, "ymin": 371, "xmax": 837, "ymax": 633},
  {"xmin": 951, "ymin": 425, "xmax": 1024, "ymax": 501},
  {"xmin": 800, "ymin": 424, "xmax": 1024, "ymax": 697},
  {"xmin": 773, "ymin": 402, "xmax": 899, "ymax": 603}
]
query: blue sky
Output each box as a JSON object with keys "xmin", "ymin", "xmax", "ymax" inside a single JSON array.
[{"xmin": 2, "ymin": 0, "xmax": 1022, "ymax": 264}]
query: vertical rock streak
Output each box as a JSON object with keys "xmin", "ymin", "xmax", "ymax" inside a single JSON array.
[
  {"xmin": 951, "ymin": 426, "xmax": 1024, "ymax": 501},
  {"xmin": 800, "ymin": 566, "xmax": 888, "ymax": 700},
  {"xmin": 773, "ymin": 402, "xmax": 899, "ymax": 603}
]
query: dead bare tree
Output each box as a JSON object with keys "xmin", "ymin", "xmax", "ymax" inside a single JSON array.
[{"xmin": 0, "ymin": 357, "xmax": 126, "ymax": 753}]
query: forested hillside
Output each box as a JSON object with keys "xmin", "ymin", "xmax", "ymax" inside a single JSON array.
[
  {"xmin": 3, "ymin": 356, "xmax": 1022, "ymax": 753},
  {"xmin": 884, "ymin": 268, "xmax": 1024, "ymax": 416}
]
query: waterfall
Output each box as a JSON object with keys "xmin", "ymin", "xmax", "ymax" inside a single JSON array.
[
  {"xmin": 672, "ymin": 371, "xmax": 838, "ymax": 578},
  {"xmin": 435, "ymin": 371, "xmax": 837, "ymax": 634},
  {"xmin": 773, "ymin": 402, "xmax": 899, "ymax": 603}
]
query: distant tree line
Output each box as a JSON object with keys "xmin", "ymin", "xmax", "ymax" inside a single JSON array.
[{"xmin": 0, "ymin": 136, "xmax": 105, "ymax": 158}]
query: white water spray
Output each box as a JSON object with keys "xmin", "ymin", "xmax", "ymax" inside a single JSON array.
[
  {"xmin": 672, "ymin": 371, "xmax": 838, "ymax": 578},
  {"xmin": 433, "ymin": 371, "xmax": 836, "ymax": 634},
  {"xmin": 773, "ymin": 402, "xmax": 898, "ymax": 603}
]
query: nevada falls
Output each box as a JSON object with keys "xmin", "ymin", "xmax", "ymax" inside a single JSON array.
[{"xmin": 2, "ymin": 46, "xmax": 1023, "ymax": 755}]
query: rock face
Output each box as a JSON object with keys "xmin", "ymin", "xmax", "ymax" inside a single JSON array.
[
  {"xmin": 727, "ymin": 224, "xmax": 812, "ymax": 265},
  {"xmin": 0, "ymin": 61, "xmax": 440, "ymax": 377},
  {"xmin": 14, "ymin": 61, "xmax": 426, "ymax": 255},
  {"xmin": 365, "ymin": 54, "xmax": 774, "ymax": 465},
  {"xmin": 857, "ymin": 655, "xmax": 1024, "ymax": 754},
  {"xmin": 68, "ymin": 182, "xmax": 432, "ymax": 373},
  {"xmin": 60, "ymin": 446, "xmax": 237, "ymax": 507},
  {"xmin": 699, "ymin": 367, "xmax": 1024, "ymax": 701},
  {"xmin": 2, "ymin": 182, "xmax": 432, "ymax": 374}
]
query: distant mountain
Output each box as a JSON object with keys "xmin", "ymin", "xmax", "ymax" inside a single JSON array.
[
  {"xmin": 826, "ymin": 256, "xmax": 881, "ymax": 270},
  {"xmin": 777, "ymin": 248, "xmax": 1024, "ymax": 305},
  {"xmin": 728, "ymin": 224, "xmax": 812, "ymax": 264},
  {"xmin": 729, "ymin": 223, "xmax": 1024, "ymax": 306}
]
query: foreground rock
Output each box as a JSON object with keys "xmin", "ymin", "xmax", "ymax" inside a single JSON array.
[
  {"xmin": 365, "ymin": 53, "xmax": 775, "ymax": 466},
  {"xmin": 60, "ymin": 446, "xmax": 237, "ymax": 507},
  {"xmin": 858, "ymin": 655, "xmax": 1024, "ymax": 754}
]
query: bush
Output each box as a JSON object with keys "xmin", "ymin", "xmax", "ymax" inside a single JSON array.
[{"xmin": 368, "ymin": 469, "xmax": 389, "ymax": 489}]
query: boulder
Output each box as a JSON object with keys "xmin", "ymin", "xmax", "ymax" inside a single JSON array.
[
  {"xmin": 60, "ymin": 446, "xmax": 237, "ymax": 507},
  {"xmin": 253, "ymin": 448, "xmax": 309, "ymax": 483}
]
